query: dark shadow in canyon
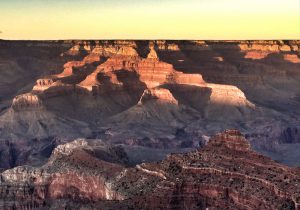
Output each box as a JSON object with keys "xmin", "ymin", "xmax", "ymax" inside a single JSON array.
[
  {"xmin": 61, "ymin": 57, "xmax": 108, "ymax": 85},
  {"xmin": 161, "ymin": 83, "xmax": 212, "ymax": 117},
  {"xmin": 0, "ymin": 41, "xmax": 71, "ymax": 100},
  {"xmin": 135, "ymin": 41, "xmax": 151, "ymax": 58},
  {"xmin": 43, "ymin": 69, "xmax": 148, "ymax": 125}
]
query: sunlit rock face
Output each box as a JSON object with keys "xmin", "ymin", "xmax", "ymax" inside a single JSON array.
[
  {"xmin": 0, "ymin": 130, "xmax": 299, "ymax": 210},
  {"xmin": 284, "ymin": 54, "xmax": 300, "ymax": 63},
  {"xmin": 138, "ymin": 88, "xmax": 178, "ymax": 105},
  {"xmin": 12, "ymin": 93, "xmax": 43, "ymax": 111},
  {"xmin": 0, "ymin": 40, "xmax": 299, "ymax": 168},
  {"xmin": 207, "ymin": 83, "xmax": 255, "ymax": 108}
]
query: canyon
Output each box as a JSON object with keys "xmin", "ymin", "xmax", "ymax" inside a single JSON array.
[
  {"xmin": 0, "ymin": 40, "xmax": 299, "ymax": 209},
  {"xmin": 0, "ymin": 40, "xmax": 299, "ymax": 165}
]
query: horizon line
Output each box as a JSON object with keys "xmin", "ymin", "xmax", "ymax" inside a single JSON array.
[{"xmin": 1, "ymin": 38, "xmax": 299, "ymax": 41}]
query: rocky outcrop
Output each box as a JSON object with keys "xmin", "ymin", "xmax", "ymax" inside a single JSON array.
[
  {"xmin": 207, "ymin": 83, "xmax": 255, "ymax": 108},
  {"xmin": 284, "ymin": 54, "xmax": 300, "ymax": 63},
  {"xmin": 12, "ymin": 93, "xmax": 43, "ymax": 111},
  {"xmin": 33, "ymin": 78, "xmax": 57, "ymax": 91},
  {"xmin": 0, "ymin": 130, "xmax": 299, "ymax": 209},
  {"xmin": 51, "ymin": 139, "xmax": 88, "ymax": 157},
  {"xmin": 0, "ymin": 139, "xmax": 128, "ymax": 209},
  {"xmin": 147, "ymin": 44, "xmax": 159, "ymax": 60},
  {"xmin": 138, "ymin": 88, "xmax": 178, "ymax": 105},
  {"xmin": 208, "ymin": 129, "xmax": 251, "ymax": 151}
]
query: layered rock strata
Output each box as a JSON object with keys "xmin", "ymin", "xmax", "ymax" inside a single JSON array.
[
  {"xmin": 0, "ymin": 130, "xmax": 299, "ymax": 210},
  {"xmin": 12, "ymin": 93, "xmax": 43, "ymax": 111},
  {"xmin": 0, "ymin": 40, "xmax": 299, "ymax": 167}
]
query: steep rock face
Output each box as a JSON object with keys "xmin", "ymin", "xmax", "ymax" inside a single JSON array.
[
  {"xmin": 280, "ymin": 127, "xmax": 300, "ymax": 143},
  {"xmin": 0, "ymin": 130, "xmax": 299, "ymax": 210}
]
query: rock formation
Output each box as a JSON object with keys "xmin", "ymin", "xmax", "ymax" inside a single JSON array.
[
  {"xmin": 12, "ymin": 93, "xmax": 43, "ymax": 111},
  {"xmin": 0, "ymin": 40, "xmax": 300, "ymax": 167},
  {"xmin": 0, "ymin": 130, "xmax": 299, "ymax": 210},
  {"xmin": 138, "ymin": 88, "xmax": 178, "ymax": 105}
]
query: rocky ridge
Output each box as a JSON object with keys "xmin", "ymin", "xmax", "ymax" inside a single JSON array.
[{"xmin": 0, "ymin": 130, "xmax": 299, "ymax": 210}]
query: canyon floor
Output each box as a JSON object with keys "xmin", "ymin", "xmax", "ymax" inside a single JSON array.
[{"xmin": 0, "ymin": 40, "xmax": 299, "ymax": 209}]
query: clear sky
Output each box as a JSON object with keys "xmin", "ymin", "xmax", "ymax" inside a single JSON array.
[{"xmin": 0, "ymin": 0, "xmax": 299, "ymax": 40}]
